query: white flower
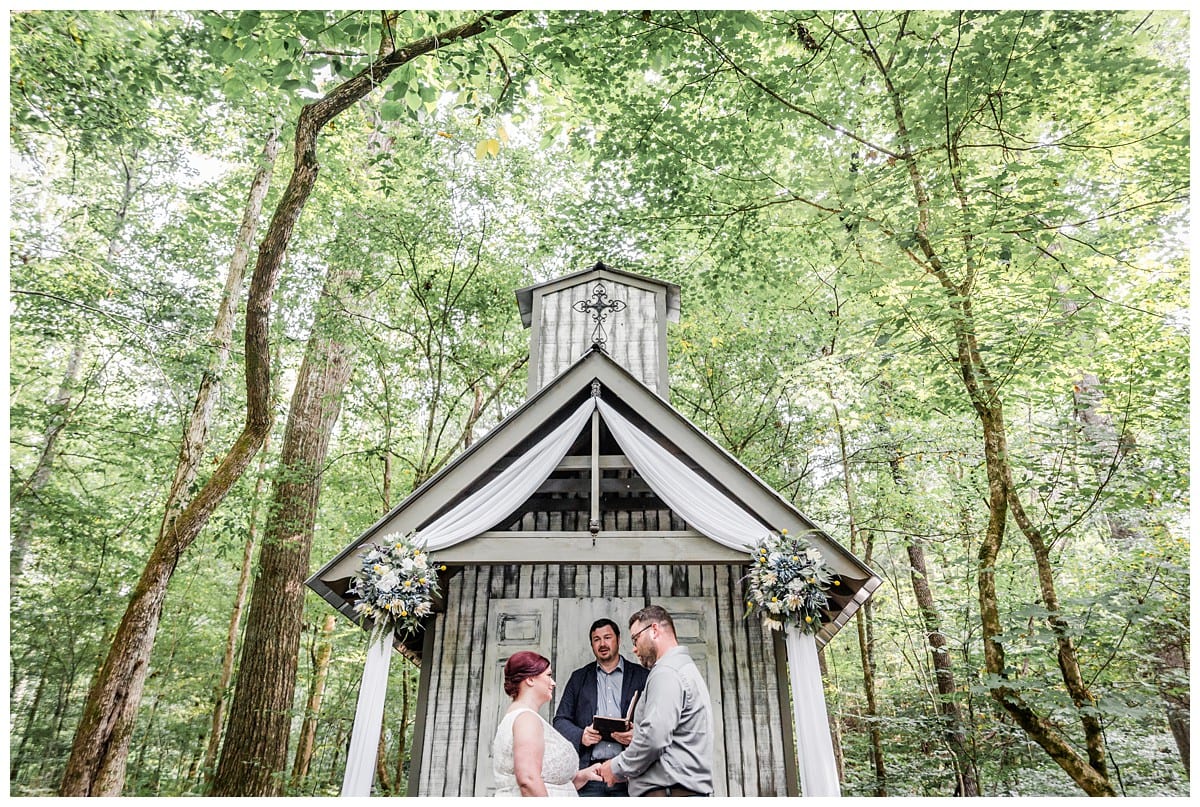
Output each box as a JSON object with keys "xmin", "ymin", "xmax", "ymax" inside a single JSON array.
[
  {"xmin": 763, "ymin": 618, "xmax": 783, "ymax": 632},
  {"xmin": 414, "ymin": 601, "xmax": 432, "ymax": 617},
  {"xmin": 376, "ymin": 570, "xmax": 401, "ymax": 593}
]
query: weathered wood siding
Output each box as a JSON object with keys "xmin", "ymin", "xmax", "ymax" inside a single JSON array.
[
  {"xmin": 535, "ymin": 281, "xmax": 662, "ymax": 393},
  {"xmin": 414, "ymin": 563, "xmax": 793, "ymax": 797}
]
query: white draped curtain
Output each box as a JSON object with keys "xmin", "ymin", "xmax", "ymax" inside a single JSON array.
[{"xmin": 341, "ymin": 392, "xmax": 840, "ymax": 796}]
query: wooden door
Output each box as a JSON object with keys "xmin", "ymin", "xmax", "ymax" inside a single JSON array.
[
  {"xmin": 474, "ymin": 598, "xmax": 556, "ymax": 796},
  {"xmin": 657, "ymin": 596, "xmax": 728, "ymax": 797}
]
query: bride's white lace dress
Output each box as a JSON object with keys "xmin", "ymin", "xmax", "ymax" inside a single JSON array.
[{"xmin": 492, "ymin": 706, "xmax": 579, "ymax": 797}]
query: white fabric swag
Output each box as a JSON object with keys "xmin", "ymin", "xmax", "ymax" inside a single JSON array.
[{"xmin": 341, "ymin": 392, "xmax": 840, "ymax": 796}]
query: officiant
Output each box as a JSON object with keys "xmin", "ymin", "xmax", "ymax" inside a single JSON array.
[{"xmin": 553, "ymin": 618, "xmax": 649, "ymax": 797}]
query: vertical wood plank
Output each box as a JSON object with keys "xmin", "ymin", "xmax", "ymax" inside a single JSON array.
[
  {"xmin": 531, "ymin": 563, "xmax": 548, "ymax": 601},
  {"xmin": 444, "ymin": 567, "xmax": 478, "ymax": 794},
  {"xmin": 560, "ymin": 564, "xmax": 576, "ymax": 598},
  {"xmin": 518, "ymin": 564, "xmax": 534, "ymax": 598},
  {"xmin": 725, "ymin": 564, "xmax": 758, "ymax": 796},
  {"xmin": 430, "ymin": 571, "xmax": 466, "ymax": 795},
  {"xmin": 713, "ymin": 566, "xmax": 743, "ymax": 796},
  {"xmin": 457, "ymin": 567, "xmax": 487, "ymax": 794},
  {"xmin": 418, "ymin": 608, "xmax": 447, "ymax": 795},
  {"xmin": 749, "ymin": 601, "xmax": 787, "ymax": 794}
]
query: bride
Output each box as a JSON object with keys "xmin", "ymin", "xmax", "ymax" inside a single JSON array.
[{"xmin": 493, "ymin": 651, "xmax": 602, "ymax": 797}]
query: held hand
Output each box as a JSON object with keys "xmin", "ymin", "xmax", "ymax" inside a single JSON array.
[
  {"xmin": 573, "ymin": 764, "xmax": 603, "ymax": 790},
  {"xmin": 611, "ymin": 728, "xmax": 634, "ymax": 746},
  {"xmin": 598, "ymin": 759, "xmax": 624, "ymax": 786},
  {"xmin": 581, "ymin": 725, "xmax": 602, "ymax": 747}
]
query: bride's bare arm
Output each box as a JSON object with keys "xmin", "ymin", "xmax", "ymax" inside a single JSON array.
[{"xmin": 511, "ymin": 712, "xmax": 549, "ymax": 797}]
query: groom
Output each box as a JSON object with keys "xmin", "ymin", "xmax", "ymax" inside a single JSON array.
[
  {"xmin": 598, "ymin": 605, "xmax": 715, "ymax": 797},
  {"xmin": 554, "ymin": 618, "xmax": 648, "ymax": 797}
]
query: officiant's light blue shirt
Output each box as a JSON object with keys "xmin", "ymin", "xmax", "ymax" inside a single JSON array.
[{"xmin": 592, "ymin": 656, "xmax": 625, "ymax": 760}]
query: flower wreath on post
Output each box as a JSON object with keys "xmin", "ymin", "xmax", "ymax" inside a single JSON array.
[
  {"xmin": 347, "ymin": 534, "xmax": 445, "ymax": 646},
  {"xmin": 744, "ymin": 529, "xmax": 839, "ymax": 634}
]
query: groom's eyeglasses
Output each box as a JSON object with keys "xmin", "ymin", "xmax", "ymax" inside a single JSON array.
[{"xmin": 630, "ymin": 623, "xmax": 655, "ymax": 644}]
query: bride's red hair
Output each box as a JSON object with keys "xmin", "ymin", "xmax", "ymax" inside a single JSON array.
[{"xmin": 503, "ymin": 651, "xmax": 550, "ymax": 697}]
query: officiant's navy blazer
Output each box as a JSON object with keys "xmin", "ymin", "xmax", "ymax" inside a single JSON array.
[{"xmin": 552, "ymin": 656, "xmax": 649, "ymax": 767}]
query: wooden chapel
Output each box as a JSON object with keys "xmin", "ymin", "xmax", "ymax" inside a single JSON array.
[{"xmin": 307, "ymin": 262, "xmax": 881, "ymax": 797}]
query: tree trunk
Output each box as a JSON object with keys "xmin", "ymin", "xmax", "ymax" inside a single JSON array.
[
  {"xmin": 10, "ymin": 340, "xmax": 84, "ymax": 587},
  {"xmin": 887, "ymin": 446, "xmax": 979, "ymax": 796},
  {"xmin": 158, "ymin": 127, "xmax": 281, "ymax": 541},
  {"xmin": 375, "ymin": 731, "xmax": 394, "ymax": 794},
  {"xmin": 1073, "ymin": 372, "xmax": 1190, "ymax": 775},
  {"xmin": 202, "ymin": 436, "xmax": 272, "ymax": 784},
  {"xmin": 1152, "ymin": 635, "xmax": 1190, "ymax": 777},
  {"xmin": 830, "ymin": 394, "xmax": 886, "ymax": 795},
  {"xmin": 290, "ymin": 613, "xmax": 337, "ymax": 789},
  {"xmin": 58, "ymin": 128, "xmax": 283, "ymax": 797},
  {"xmin": 817, "ymin": 648, "xmax": 845, "ymax": 782},
  {"xmin": 10, "ymin": 670, "xmax": 46, "ymax": 783},
  {"xmin": 394, "ymin": 665, "xmax": 412, "ymax": 790},
  {"xmin": 209, "ymin": 259, "xmax": 358, "ymax": 796}
]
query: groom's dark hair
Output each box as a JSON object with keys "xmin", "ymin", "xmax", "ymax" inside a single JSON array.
[{"xmin": 589, "ymin": 617, "xmax": 621, "ymax": 639}]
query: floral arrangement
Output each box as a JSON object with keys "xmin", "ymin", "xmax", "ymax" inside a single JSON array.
[
  {"xmin": 744, "ymin": 529, "xmax": 838, "ymax": 634},
  {"xmin": 347, "ymin": 535, "xmax": 444, "ymax": 643}
]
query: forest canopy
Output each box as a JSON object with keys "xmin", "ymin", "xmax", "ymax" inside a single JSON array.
[{"xmin": 8, "ymin": 9, "xmax": 1189, "ymax": 797}]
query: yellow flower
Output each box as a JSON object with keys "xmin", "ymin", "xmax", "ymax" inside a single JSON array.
[
  {"xmin": 771, "ymin": 596, "xmax": 778, "ymax": 602},
  {"xmin": 781, "ymin": 528, "xmax": 788, "ymax": 535},
  {"xmin": 791, "ymin": 555, "xmax": 798, "ymax": 561},
  {"xmin": 833, "ymin": 580, "xmax": 840, "ymax": 586},
  {"xmin": 805, "ymin": 615, "xmax": 813, "ymax": 623},
  {"xmin": 419, "ymin": 577, "xmax": 427, "ymax": 584},
  {"xmin": 400, "ymin": 610, "xmax": 408, "ymax": 617},
  {"xmin": 439, "ymin": 564, "xmax": 446, "ymax": 571}
]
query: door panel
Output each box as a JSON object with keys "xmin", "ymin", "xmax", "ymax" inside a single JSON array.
[
  {"xmin": 474, "ymin": 598, "xmax": 556, "ymax": 796},
  {"xmin": 656, "ymin": 597, "xmax": 728, "ymax": 797}
]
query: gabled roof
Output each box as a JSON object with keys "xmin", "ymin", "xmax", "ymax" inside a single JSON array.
[{"xmin": 307, "ymin": 347, "xmax": 880, "ymax": 646}]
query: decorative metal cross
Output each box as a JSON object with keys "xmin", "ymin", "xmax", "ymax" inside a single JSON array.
[{"xmin": 572, "ymin": 282, "xmax": 627, "ymax": 349}]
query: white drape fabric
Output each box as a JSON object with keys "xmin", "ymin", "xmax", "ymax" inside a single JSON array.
[
  {"xmin": 785, "ymin": 627, "xmax": 842, "ymax": 796},
  {"xmin": 343, "ymin": 390, "xmax": 840, "ymax": 797},
  {"xmin": 595, "ymin": 398, "xmax": 772, "ymax": 551},
  {"xmin": 342, "ymin": 638, "xmax": 394, "ymax": 796},
  {"xmin": 414, "ymin": 397, "xmax": 596, "ymax": 550}
]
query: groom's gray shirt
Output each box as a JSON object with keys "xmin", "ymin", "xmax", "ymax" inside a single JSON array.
[{"xmin": 608, "ymin": 645, "xmax": 714, "ymax": 796}]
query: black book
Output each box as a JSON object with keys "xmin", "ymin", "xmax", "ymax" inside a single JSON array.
[{"xmin": 592, "ymin": 690, "xmax": 639, "ymax": 740}]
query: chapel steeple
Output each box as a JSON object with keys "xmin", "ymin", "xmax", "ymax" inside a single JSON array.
[{"xmin": 514, "ymin": 262, "xmax": 680, "ymax": 397}]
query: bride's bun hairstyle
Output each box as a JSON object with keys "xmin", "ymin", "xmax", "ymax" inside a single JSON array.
[{"xmin": 503, "ymin": 651, "xmax": 550, "ymax": 697}]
